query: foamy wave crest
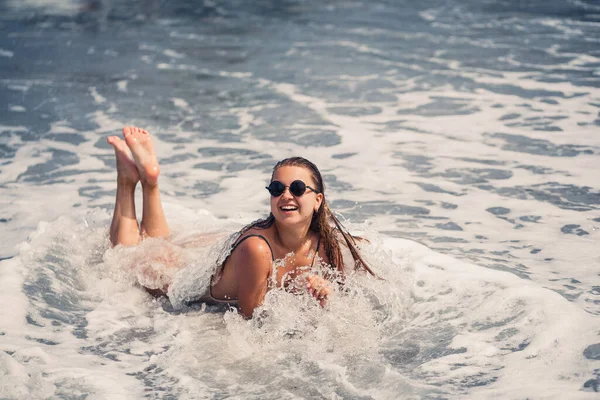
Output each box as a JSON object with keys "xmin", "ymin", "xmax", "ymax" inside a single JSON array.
[{"xmin": 0, "ymin": 206, "xmax": 598, "ymax": 398}]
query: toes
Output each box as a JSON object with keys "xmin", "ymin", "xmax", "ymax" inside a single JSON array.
[
  {"xmin": 122, "ymin": 126, "xmax": 150, "ymax": 139},
  {"xmin": 108, "ymin": 136, "xmax": 131, "ymax": 153},
  {"xmin": 107, "ymin": 136, "xmax": 122, "ymax": 147}
]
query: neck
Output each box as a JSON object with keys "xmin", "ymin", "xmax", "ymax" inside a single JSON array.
[{"xmin": 274, "ymin": 220, "xmax": 312, "ymax": 251}]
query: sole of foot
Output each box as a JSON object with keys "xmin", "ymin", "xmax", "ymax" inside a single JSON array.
[
  {"xmin": 107, "ymin": 135, "xmax": 140, "ymax": 185},
  {"xmin": 122, "ymin": 126, "xmax": 160, "ymax": 187}
]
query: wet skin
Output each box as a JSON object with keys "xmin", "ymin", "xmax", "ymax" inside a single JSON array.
[
  {"xmin": 210, "ymin": 166, "xmax": 333, "ymax": 316},
  {"xmin": 108, "ymin": 126, "xmax": 333, "ymax": 317}
]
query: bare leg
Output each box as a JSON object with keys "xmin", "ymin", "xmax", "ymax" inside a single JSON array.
[
  {"xmin": 123, "ymin": 126, "xmax": 170, "ymax": 239},
  {"xmin": 107, "ymin": 135, "xmax": 141, "ymax": 246}
]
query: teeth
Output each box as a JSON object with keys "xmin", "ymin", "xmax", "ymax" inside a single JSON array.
[{"xmin": 281, "ymin": 206, "xmax": 297, "ymax": 211}]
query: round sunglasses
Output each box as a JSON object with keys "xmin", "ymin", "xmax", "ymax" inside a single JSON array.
[{"xmin": 266, "ymin": 180, "xmax": 319, "ymax": 197}]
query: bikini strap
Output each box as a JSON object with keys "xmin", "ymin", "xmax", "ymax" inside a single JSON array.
[
  {"xmin": 232, "ymin": 234, "xmax": 275, "ymax": 261},
  {"xmin": 310, "ymin": 235, "xmax": 321, "ymax": 268}
]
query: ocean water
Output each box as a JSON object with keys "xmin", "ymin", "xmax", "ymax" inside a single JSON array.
[{"xmin": 0, "ymin": 0, "xmax": 599, "ymax": 398}]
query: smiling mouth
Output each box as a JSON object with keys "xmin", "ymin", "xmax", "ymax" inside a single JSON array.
[{"xmin": 280, "ymin": 205, "xmax": 298, "ymax": 212}]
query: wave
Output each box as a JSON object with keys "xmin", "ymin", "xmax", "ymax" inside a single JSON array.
[{"xmin": 0, "ymin": 206, "xmax": 597, "ymax": 398}]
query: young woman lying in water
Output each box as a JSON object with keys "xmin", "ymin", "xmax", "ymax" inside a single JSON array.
[{"xmin": 107, "ymin": 126, "xmax": 375, "ymax": 318}]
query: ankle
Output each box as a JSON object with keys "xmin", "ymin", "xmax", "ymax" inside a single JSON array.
[
  {"xmin": 141, "ymin": 180, "xmax": 159, "ymax": 191},
  {"xmin": 117, "ymin": 176, "xmax": 138, "ymax": 189}
]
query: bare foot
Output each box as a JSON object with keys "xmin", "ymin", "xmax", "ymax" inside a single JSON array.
[
  {"xmin": 122, "ymin": 126, "xmax": 160, "ymax": 186},
  {"xmin": 107, "ymin": 135, "xmax": 139, "ymax": 186}
]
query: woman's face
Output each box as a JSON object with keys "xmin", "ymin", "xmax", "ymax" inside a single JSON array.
[{"xmin": 270, "ymin": 166, "xmax": 323, "ymax": 228}]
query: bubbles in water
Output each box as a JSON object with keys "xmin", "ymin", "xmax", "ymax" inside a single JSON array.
[{"xmin": 4, "ymin": 206, "xmax": 598, "ymax": 398}]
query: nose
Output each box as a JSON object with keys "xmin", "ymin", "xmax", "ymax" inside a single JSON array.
[{"xmin": 280, "ymin": 186, "xmax": 294, "ymax": 199}]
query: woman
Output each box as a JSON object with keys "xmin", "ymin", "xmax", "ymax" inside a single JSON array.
[{"xmin": 107, "ymin": 126, "xmax": 374, "ymax": 318}]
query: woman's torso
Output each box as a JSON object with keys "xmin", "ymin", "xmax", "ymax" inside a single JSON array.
[{"xmin": 209, "ymin": 225, "xmax": 328, "ymax": 302}]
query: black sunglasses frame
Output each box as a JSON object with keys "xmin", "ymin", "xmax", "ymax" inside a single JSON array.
[{"xmin": 266, "ymin": 180, "xmax": 319, "ymax": 197}]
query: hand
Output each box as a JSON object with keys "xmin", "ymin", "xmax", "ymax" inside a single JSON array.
[{"xmin": 306, "ymin": 275, "xmax": 332, "ymax": 307}]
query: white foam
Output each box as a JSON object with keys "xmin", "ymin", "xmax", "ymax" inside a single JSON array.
[
  {"xmin": 1, "ymin": 206, "xmax": 596, "ymax": 397},
  {"xmin": 116, "ymin": 80, "xmax": 127, "ymax": 93},
  {"xmin": 0, "ymin": 257, "xmax": 29, "ymax": 343},
  {"xmin": 170, "ymin": 97, "xmax": 190, "ymax": 110},
  {"xmin": 0, "ymin": 49, "xmax": 14, "ymax": 58},
  {"xmin": 163, "ymin": 49, "xmax": 185, "ymax": 59},
  {"xmin": 391, "ymin": 237, "xmax": 600, "ymax": 396},
  {"xmin": 0, "ymin": 5, "xmax": 599, "ymax": 396},
  {"xmin": 420, "ymin": 9, "xmax": 438, "ymax": 22},
  {"xmin": 89, "ymin": 87, "xmax": 106, "ymax": 104}
]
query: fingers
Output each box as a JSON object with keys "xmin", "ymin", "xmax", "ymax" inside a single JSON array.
[
  {"xmin": 306, "ymin": 275, "xmax": 332, "ymax": 305},
  {"xmin": 306, "ymin": 275, "xmax": 318, "ymax": 288},
  {"xmin": 314, "ymin": 285, "xmax": 330, "ymax": 299}
]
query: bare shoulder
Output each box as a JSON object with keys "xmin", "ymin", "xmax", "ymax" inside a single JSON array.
[
  {"xmin": 231, "ymin": 233, "xmax": 273, "ymax": 275},
  {"xmin": 234, "ymin": 226, "xmax": 274, "ymax": 252},
  {"xmin": 238, "ymin": 226, "xmax": 270, "ymax": 238},
  {"xmin": 235, "ymin": 235, "xmax": 272, "ymax": 257}
]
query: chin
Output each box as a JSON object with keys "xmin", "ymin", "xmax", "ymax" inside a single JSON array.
[{"xmin": 274, "ymin": 213, "xmax": 308, "ymax": 227}]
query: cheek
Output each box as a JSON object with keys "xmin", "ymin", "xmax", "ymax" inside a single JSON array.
[{"xmin": 301, "ymin": 198, "xmax": 316, "ymax": 214}]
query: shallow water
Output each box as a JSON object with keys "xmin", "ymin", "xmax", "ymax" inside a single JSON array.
[{"xmin": 0, "ymin": 0, "xmax": 599, "ymax": 398}]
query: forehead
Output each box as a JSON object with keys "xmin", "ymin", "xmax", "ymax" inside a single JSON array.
[{"xmin": 272, "ymin": 165, "xmax": 314, "ymax": 184}]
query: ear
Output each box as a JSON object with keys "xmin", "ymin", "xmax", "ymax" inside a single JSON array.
[{"xmin": 314, "ymin": 193, "xmax": 324, "ymax": 212}]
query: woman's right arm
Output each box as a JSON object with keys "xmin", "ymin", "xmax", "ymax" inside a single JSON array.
[{"xmin": 232, "ymin": 237, "xmax": 273, "ymax": 318}]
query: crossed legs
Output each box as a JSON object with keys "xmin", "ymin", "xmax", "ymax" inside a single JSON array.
[{"xmin": 108, "ymin": 126, "xmax": 169, "ymax": 246}]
